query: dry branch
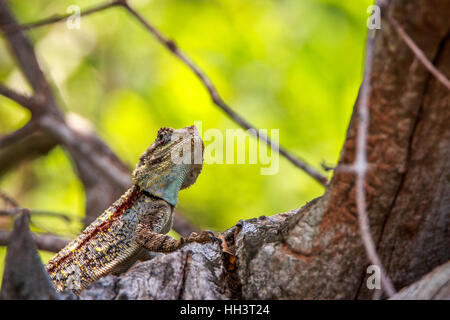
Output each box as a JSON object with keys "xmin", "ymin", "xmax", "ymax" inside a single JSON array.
[
  {"xmin": 386, "ymin": 13, "xmax": 450, "ymax": 90},
  {"xmin": 0, "ymin": 0, "xmax": 197, "ymax": 234},
  {"xmin": 349, "ymin": 26, "xmax": 395, "ymax": 296},
  {"xmin": 390, "ymin": 261, "xmax": 450, "ymax": 300},
  {"xmin": 0, "ymin": 83, "xmax": 39, "ymax": 111},
  {"xmin": 0, "ymin": 213, "xmax": 65, "ymax": 299},
  {"xmin": 121, "ymin": 2, "xmax": 328, "ymax": 186},
  {"xmin": 0, "ymin": 229, "xmax": 69, "ymax": 253},
  {"xmin": 1, "ymin": 0, "xmax": 122, "ymax": 33},
  {"xmin": 2, "ymin": 0, "xmax": 328, "ymax": 186}
]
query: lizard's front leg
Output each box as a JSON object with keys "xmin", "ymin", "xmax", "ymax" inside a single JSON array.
[
  {"xmin": 184, "ymin": 230, "xmax": 221, "ymax": 244},
  {"xmin": 135, "ymin": 199, "xmax": 219, "ymax": 253},
  {"xmin": 136, "ymin": 228, "xmax": 185, "ymax": 252},
  {"xmin": 135, "ymin": 199, "xmax": 184, "ymax": 252}
]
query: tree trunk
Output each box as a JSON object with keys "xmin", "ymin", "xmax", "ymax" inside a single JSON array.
[{"xmin": 78, "ymin": 0, "xmax": 450, "ymax": 300}]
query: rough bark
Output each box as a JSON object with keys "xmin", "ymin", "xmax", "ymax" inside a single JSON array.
[
  {"xmin": 0, "ymin": 213, "xmax": 61, "ymax": 299},
  {"xmin": 79, "ymin": 0, "xmax": 450, "ymax": 300},
  {"xmin": 80, "ymin": 242, "xmax": 229, "ymax": 300},
  {"xmin": 0, "ymin": 125, "xmax": 56, "ymax": 177},
  {"xmin": 390, "ymin": 261, "xmax": 450, "ymax": 300}
]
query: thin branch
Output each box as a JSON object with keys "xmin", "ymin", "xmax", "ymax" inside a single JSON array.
[
  {"xmin": 0, "ymin": 229, "xmax": 69, "ymax": 253},
  {"xmin": 0, "ymin": 82, "xmax": 39, "ymax": 111},
  {"xmin": 386, "ymin": 14, "xmax": 450, "ymax": 90},
  {"xmin": 0, "ymin": 0, "xmax": 200, "ymax": 236},
  {"xmin": 0, "ymin": 98, "xmax": 132, "ymax": 191},
  {"xmin": 0, "ymin": 90, "xmax": 131, "ymax": 188},
  {"xmin": 0, "ymin": 0, "xmax": 122, "ymax": 33},
  {"xmin": 0, "ymin": 1, "xmax": 131, "ymax": 188},
  {"xmin": 352, "ymin": 29, "xmax": 396, "ymax": 297},
  {"xmin": 0, "ymin": 3, "xmax": 55, "ymax": 98},
  {"xmin": 39, "ymin": 115, "xmax": 132, "ymax": 188},
  {"xmin": 0, "ymin": 190, "xmax": 74, "ymax": 226},
  {"xmin": 119, "ymin": 2, "xmax": 328, "ymax": 186},
  {"xmin": 0, "ymin": 124, "xmax": 57, "ymax": 176},
  {"xmin": 0, "ymin": 208, "xmax": 73, "ymax": 223},
  {"xmin": 2, "ymin": 0, "xmax": 328, "ymax": 185},
  {"xmin": 0, "ymin": 189, "xmax": 19, "ymax": 208},
  {"xmin": 0, "ymin": 121, "xmax": 36, "ymax": 149}
]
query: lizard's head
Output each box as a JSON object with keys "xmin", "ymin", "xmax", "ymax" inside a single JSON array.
[{"xmin": 132, "ymin": 125, "xmax": 204, "ymax": 206}]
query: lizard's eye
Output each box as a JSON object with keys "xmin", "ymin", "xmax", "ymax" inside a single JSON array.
[{"xmin": 156, "ymin": 128, "xmax": 172, "ymax": 145}]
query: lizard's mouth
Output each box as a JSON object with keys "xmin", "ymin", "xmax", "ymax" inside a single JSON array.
[
  {"xmin": 180, "ymin": 125, "xmax": 204, "ymax": 189},
  {"xmin": 186, "ymin": 125, "xmax": 204, "ymax": 148}
]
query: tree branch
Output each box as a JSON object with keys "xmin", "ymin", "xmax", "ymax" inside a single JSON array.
[
  {"xmin": 0, "ymin": 83, "xmax": 39, "ymax": 112},
  {"xmin": 0, "ymin": 229, "xmax": 69, "ymax": 253},
  {"xmin": 0, "ymin": 208, "xmax": 73, "ymax": 223},
  {"xmin": 120, "ymin": 1, "xmax": 328, "ymax": 186},
  {"xmin": 2, "ymin": 0, "xmax": 328, "ymax": 186},
  {"xmin": 0, "ymin": 0, "xmax": 130, "ymax": 185},
  {"xmin": 350, "ymin": 27, "xmax": 395, "ymax": 297},
  {"xmin": 1, "ymin": 0, "xmax": 122, "ymax": 34},
  {"xmin": 390, "ymin": 261, "xmax": 450, "ymax": 300},
  {"xmin": 386, "ymin": 13, "xmax": 450, "ymax": 90},
  {"xmin": 0, "ymin": 189, "xmax": 19, "ymax": 208},
  {"xmin": 0, "ymin": 124, "xmax": 57, "ymax": 177},
  {"xmin": 0, "ymin": 2, "xmax": 56, "ymax": 100},
  {"xmin": 0, "ymin": 121, "xmax": 35, "ymax": 150}
]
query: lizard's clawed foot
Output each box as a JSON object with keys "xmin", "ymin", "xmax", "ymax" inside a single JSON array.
[{"xmin": 184, "ymin": 230, "xmax": 221, "ymax": 245}]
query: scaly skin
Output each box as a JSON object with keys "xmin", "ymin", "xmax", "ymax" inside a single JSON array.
[{"xmin": 46, "ymin": 125, "xmax": 216, "ymax": 295}]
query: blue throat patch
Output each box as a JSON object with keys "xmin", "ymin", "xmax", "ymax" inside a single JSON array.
[{"xmin": 138, "ymin": 165, "xmax": 188, "ymax": 206}]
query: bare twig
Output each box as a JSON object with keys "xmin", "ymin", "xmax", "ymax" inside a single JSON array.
[
  {"xmin": 38, "ymin": 115, "xmax": 132, "ymax": 188},
  {"xmin": 120, "ymin": 2, "xmax": 328, "ymax": 186},
  {"xmin": 0, "ymin": 83, "xmax": 39, "ymax": 111},
  {"xmin": 0, "ymin": 6, "xmax": 55, "ymax": 98},
  {"xmin": 0, "ymin": 92, "xmax": 131, "ymax": 188},
  {"xmin": 387, "ymin": 14, "xmax": 450, "ymax": 90},
  {"xmin": 0, "ymin": 189, "xmax": 19, "ymax": 208},
  {"xmin": 0, "ymin": 208, "xmax": 72, "ymax": 223},
  {"xmin": 0, "ymin": 121, "xmax": 36, "ymax": 149},
  {"xmin": 0, "ymin": 1, "xmax": 131, "ymax": 189},
  {"xmin": 0, "ymin": 125, "xmax": 57, "ymax": 177},
  {"xmin": 0, "ymin": 229, "xmax": 69, "ymax": 252},
  {"xmin": 1, "ymin": 0, "xmax": 122, "ymax": 33},
  {"xmin": 0, "ymin": 107, "xmax": 132, "ymax": 193},
  {"xmin": 4, "ymin": 0, "xmax": 328, "ymax": 186},
  {"xmin": 0, "ymin": 189, "xmax": 74, "ymax": 227},
  {"xmin": 320, "ymin": 160, "xmax": 336, "ymax": 172},
  {"xmin": 351, "ymin": 29, "xmax": 396, "ymax": 297},
  {"xmin": 0, "ymin": 190, "xmax": 72, "ymax": 250}
]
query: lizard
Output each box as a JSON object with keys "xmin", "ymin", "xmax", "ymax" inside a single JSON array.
[{"xmin": 45, "ymin": 125, "xmax": 218, "ymax": 295}]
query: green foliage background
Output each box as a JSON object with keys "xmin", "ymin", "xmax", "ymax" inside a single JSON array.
[{"xmin": 0, "ymin": 0, "xmax": 372, "ymax": 279}]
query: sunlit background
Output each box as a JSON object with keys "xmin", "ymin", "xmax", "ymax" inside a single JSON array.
[{"xmin": 0, "ymin": 0, "xmax": 372, "ymax": 279}]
